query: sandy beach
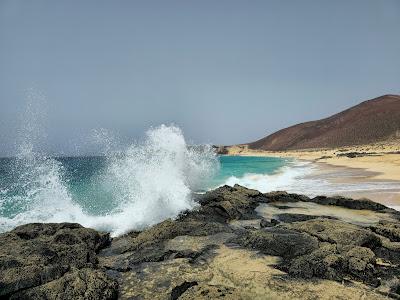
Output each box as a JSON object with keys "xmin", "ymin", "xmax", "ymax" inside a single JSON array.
[{"xmin": 224, "ymin": 141, "xmax": 400, "ymax": 207}]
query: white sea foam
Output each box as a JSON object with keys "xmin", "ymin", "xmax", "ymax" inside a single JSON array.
[
  {"xmin": 221, "ymin": 160, "xmax": 315, "ymax": 193},
  {"xmin": 0, "ymin": 122, "xmax": 218, "ymax": 236},
  {"xmin": 0, "ymin": 90, "xmax": 85, "ymax": 231},
  {"xmin": 83, "ymin": 125, "xmax": 218, "ymax": 235},
  {"xmin": 221, "ymin": 159, "xmax": 400, "ymax": 200}
]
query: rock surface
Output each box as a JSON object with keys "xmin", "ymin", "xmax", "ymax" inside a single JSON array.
[
  {"xmin": 2, "ymin": 184, "xmax": 400, "ymax": 299},
  {"xmin": 0, "ymin": 223, "xmax": 116, "ymax": 299}
]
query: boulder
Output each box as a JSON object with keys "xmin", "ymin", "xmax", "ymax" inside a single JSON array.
[
  {"xmin": 236, "ymin": 227, "xmax": 319, "ymax": 259},
  {"xmin": 0, "ymin": 223, "xmax": 114, "ymax": 298},
  {"xmin": 10, "ymin": 268, "xmax": 118, "ymax": 300}
]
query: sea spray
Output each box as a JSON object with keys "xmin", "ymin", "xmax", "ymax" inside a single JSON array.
[
  {"xmin": 0, "ymin": 89, "xmax": 84, "ymax": 230},
  {"xmin": 89, "ymin": 125, "xmax": 219, "ymax": 235},
  {"xmin": 0, "ymin": 118, "xmax": 219, "ymax": 235}
]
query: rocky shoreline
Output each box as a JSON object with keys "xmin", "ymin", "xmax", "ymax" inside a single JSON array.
[{"xmin": 2, "ymin": 185, "xmax": 400, "ymax": 299}]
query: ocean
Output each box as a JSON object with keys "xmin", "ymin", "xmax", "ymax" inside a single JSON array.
[
  {"xmin": 0, "ymin": 125, "xmax": 290, "ymax": 236},
  {"xmin": 1, "ymin": 125, "xmax": 399, "ymax": 236},
  {"xmin": 0, "ymin": 150, "xmax": 289, "ymax": 235}
]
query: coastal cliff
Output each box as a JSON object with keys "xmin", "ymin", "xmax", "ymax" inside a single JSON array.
[{"xmin": 2, "ymin": 185, "xmax": 400, "ymax": 299}]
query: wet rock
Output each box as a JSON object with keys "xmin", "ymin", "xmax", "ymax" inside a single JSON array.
[{"xmin": 0, "ymin": 223, "xmax": 112, "ymax": 298}]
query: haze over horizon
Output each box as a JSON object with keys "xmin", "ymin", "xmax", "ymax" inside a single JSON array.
[{"xmin": 1, "ymin": 0, "xmax": 399, "ymax": 156}]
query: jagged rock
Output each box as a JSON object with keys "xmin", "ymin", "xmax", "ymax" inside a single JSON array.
[
  {"xmin": 236, "ymin": 227, "xmax": 319, "ymax": 259},
  {"xmin": 311, "ymin": 195, "xmax": 391, "ymax": 211},
  {"xmin": 178, "ymin": 284, "xmax": 236, "ymax": 299},
  {"xmin": 212, "ymin": 145, "xmax": 229, "ymax": 155},
  {"xmin": 284, "ymin": 218, "xmax": 382, "ymax": 249},
  {"xmin": 275, "ymin": 213, "xmax": 336, "ymax": 223},
  {"xmin": 2, "ymin": 185, "xmax": 400, "ymax": 299},
  {"xmin": 195, "ymin": 184, "xmax": 266, "ymax": 221},
  {"xmin": 345, "ymin": 246, "xmax": 376, "ymax": 278},
  {"xmin": 288, "ymin": 243, "xmax": 344, "ymax": 280},
  {"xmin": 371, "ymin": 221, "xmax": 400, "ymax": 242},
  {"xmin": 288, "ymin": 243, "xmax": 378, "ymax": 285},
  {"xmin": 0, "ymin": 223, "xmax": 113, "ymax": 298},
  {"xmin": 263, "ymin": 191, "xmax": 310, "ymax": 203},
  {"xmin": 10, "ymin": 268, "xmax": 118, "ymax": 300},
  {"xmin": 260, "ymin": 218, "xmax": 279, "ymax": 228},
  {"xmin": 264, "ymin": 190, "xmax": 394, "ymax": 212}
]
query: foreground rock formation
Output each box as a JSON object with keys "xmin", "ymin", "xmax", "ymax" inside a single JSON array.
[{"xmin": 2, "ymin": 185, "xmax": 400, "ymax": 299}]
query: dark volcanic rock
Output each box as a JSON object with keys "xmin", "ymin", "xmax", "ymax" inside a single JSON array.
[
  {"xmin": 236, "ymin": 227, "xmax": 319, "ymax": 259},
  {"xmin": 282, "ymin": 219, "xmax": 383, "ymax": 284},
  {"xmin": 212, "ymin": 145, "xmax": 229, "ymax": 155},
  {"xmin": 284, "ymin": 219, "xmax": 382, "ymax": 248},
  {"xmin": 275, "ymin": 213, "xmax": 336, "ymax": 223},
  {"xmin": 10, "ymin": 268, "xmax": 118, "ymax": 300},
  {"xmin": 311, "ymin": 195, "xmax": 390, "ymax": 211},
  {"xmin": 370, "ymin": 221, "xmax": 400, "ymax": 242},
  {"xmin": 260, "ymin": 218, "xmax": 280, "ymax": 228},
  {"xmin": 288, "ymin": 244, "xmax": 378, "ymax": 284},
  {"xmin": 2, "ymin": 185, "xmax": 400, "ymax": 299},
  {"xmin": 263, "ymin": 191, "xmax": 310, "ymax": 203},
  {"xmin": 194, "ymin": 184, "xmax": 266, "ymax": 221},
  {"xmin": 0, "ymin": 223, "xmax": 116, "ymax": 299},
  {"xmin": 264, "ymin": 191, "xmax": 393, "ymax": 212},
  {"xmin": 336, "ymin": 151, "xmax": 380, "ymax": 158}
]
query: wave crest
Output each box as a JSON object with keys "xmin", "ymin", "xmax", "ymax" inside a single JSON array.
[{"xmin": 0, "ymin": 125, "xmax": 219, "ymax": 236}]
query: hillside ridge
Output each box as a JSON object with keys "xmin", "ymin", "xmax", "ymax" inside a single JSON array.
[{"xmin": 247, "ymin": 94, "xmax": 400, "ymax": 151}]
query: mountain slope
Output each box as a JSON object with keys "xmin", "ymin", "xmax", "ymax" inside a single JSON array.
[{"xmin": 248, "ymin": 95, "xmax": 400, "ymax": 151}]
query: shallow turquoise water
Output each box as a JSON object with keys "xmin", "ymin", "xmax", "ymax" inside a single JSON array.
[
  {"xmin": 209, "ymin": 155, "xmax": 288, "ymax": 188},
  {"xmin": 0, "ymin": 155, "xmax": 287, "ymax": 220}
]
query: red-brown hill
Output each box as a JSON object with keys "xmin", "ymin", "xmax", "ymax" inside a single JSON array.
[{"xmin": 248, "ymin": 95, "xmax": 400, "ymax": 151}]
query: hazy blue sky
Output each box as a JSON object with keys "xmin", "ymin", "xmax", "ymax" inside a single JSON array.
[{"xmin": 0, "ymin": 0, "xmax": 399, "ymax": 155}]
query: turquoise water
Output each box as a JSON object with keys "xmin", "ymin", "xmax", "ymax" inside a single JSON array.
[
  {"xmin": 0, "ymin": 153, "xmax": 287, "ymax": 234},
  {"xmin": 210, "ymin": 155, "xmax": 288, "ymax": 188},
  {"xmin": 0, "ymin": 155, "xmax": 286, "ymax": 216}
]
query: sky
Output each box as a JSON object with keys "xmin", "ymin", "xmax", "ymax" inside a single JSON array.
[{"xmin": 0, "ymin": 0, "xmax": 399, "ymax": 156}]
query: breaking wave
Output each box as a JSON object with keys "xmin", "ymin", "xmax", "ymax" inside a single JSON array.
[{"xmin": 0, "ymin": 120, "xmax": 218, "ymax": 236}]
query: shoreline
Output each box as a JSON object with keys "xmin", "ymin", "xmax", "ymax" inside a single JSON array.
[
  {"xmin": 222, "ymin": 142, "xmax": 400, "ymax": 208},
  {"xmin": 2, "ymin": 184, "xmax": 400, "ymax": 299}
]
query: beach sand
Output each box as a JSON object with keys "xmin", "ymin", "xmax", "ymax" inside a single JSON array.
[{"xmin": 224, "ymin": 141, "xmax": 400, "ymax": 207}]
